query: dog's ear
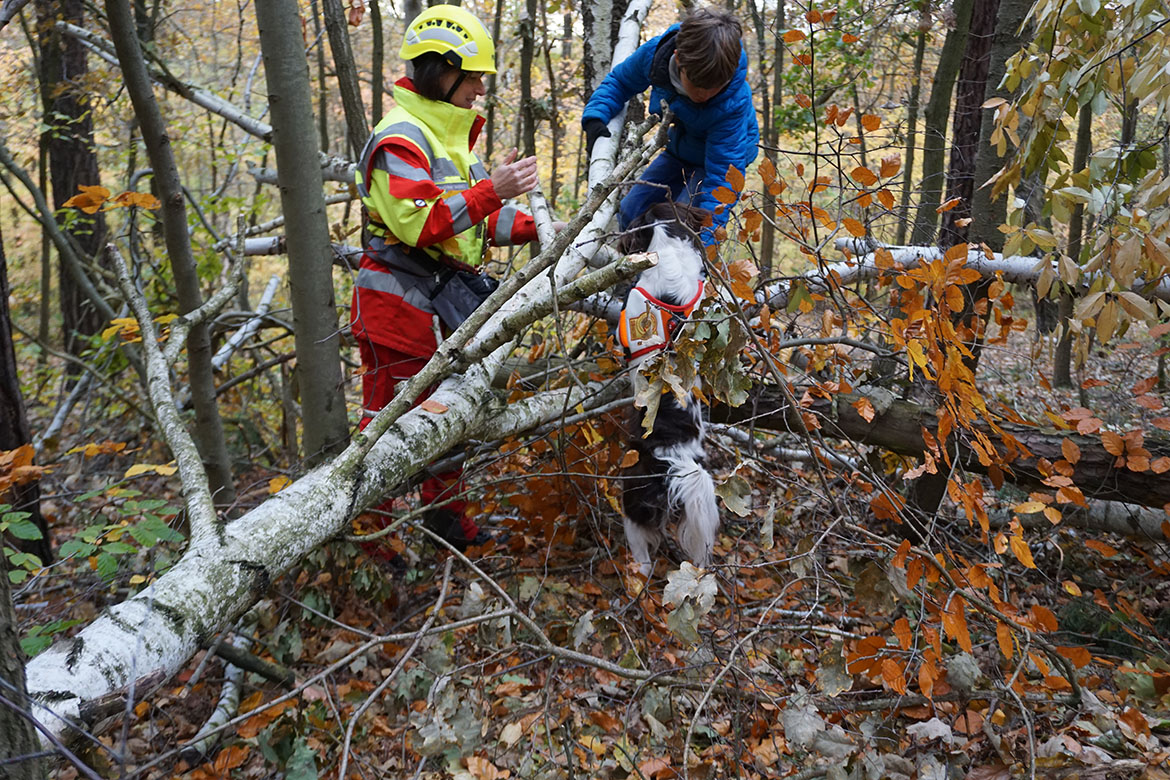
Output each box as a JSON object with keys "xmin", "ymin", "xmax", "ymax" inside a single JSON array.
[
  {"xmin": 618, "ymin": 211, "xmax": 654, "ymax": 255},
  {"xmin": 676, "ymin": 204, "xmax": 713, "ymax": 237}
]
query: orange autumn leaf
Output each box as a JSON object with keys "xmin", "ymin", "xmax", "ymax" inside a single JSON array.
[
  {"xmin": 842, "ymin": 32, "xmax": 860, "ymax": 43},
  {"xmin": 881, "ymin": 657, "xmax": 908, "ymax": 694},
  {"xmin": 725, "ymin": 165, "xmax": 746, "ymax": 193},
  {"xmin": 852, "ymin": 397, "xmax": 876, "ymax": 422},
  {"xmin": 1084, "ymin": 539, "xmax": 1120, "ymax": 557},
  {"xmin": 1056, "ymin": 645, "xmax": 1092, "ymax": 669},
  {"xmin": 619, "ymin": 450, "xmax": 640, "ymax": 468},
  {"xmin": 877, "ymin": 188, "xmax": 895, "ymax": 210},
  {"xmin": 879, "ymin": 155, "xmax": 901, "ymax": 178},
  {"xmin": 850, "ymin": 166, "xmax": 879, "ymax": 186},
  {"xmin": 806, "ymin": 9, "xmax": 822, "ymax": 23},
  {"xmin": 1100, "ymin": 431, "xmax": 1125, "ymax": 456},
  {"xmin": 783, "ymin": 29, "xmax": 806, "ymax": 43},
  {"xmin": 62, "ymin": 184, "xmax": 111, "ymax": 214},
  {"xmin": 842, "ymin": 217, "xmax": 866, "ymax": 237},
  {"xmin": 860, "ymin": 114, "xmax": 881, "ymax": 132},
  {"xmin": 996, "ymin": 620, "xmax": 1014, "ymax": 659},
  {"xmin": 1060, "ymin": 438, "xmax": 1081, "ymax": 465},
  {"xmin": 892, "ymin": 617, "xmax": 912, "ymax": 649},
  {"xmin": 420, "ymin": 399, "xmax": 449, "ymax": 414},
  {"xmin": 936, "ymin": 197, "xmax": 962, "ymax": 213}
]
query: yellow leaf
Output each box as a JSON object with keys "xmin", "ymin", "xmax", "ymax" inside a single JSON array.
[
  {"xmin": 124, "ymin": 463, "xmax": 178, "ymax": 478},
  {"xmin": 1062, "ymin": 580, "xmax": 1082, "ymax": 596},
  {"xmin": 268, "ymin": 476, "xmax": 292, "ymax": 494},
  {"xmin": 1013, "ymin": 500, "xmax": 1046, "ymax": 514},
  {"xmin": 579, "ymin": 735, "xmax": 604, "ymax": 757},
  {"xmin": 1009, "ymin": 534, "xmax": 1036, "ymax": 568}
]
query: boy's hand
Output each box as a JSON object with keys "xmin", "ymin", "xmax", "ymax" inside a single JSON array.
[
  {"xmin": 491, "ymin": 149, "xmax": 539, "ymax": 199},
  {"xmin": 583, "ymin": 118, "xmax": 611, "ymax": 157}
]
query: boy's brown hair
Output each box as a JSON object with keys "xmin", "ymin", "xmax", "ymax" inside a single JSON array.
[{"xmin": 675, "ymin": 8, "xmax": 743, "ymax": 90}]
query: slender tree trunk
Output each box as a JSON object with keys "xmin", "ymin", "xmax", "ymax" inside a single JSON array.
[
  {"xmin": 0, "ymin": 225, "xmax": 45, "ymax": 780},
  {"xmin": 896, "ymin": 1, "xmax": 930, "ymax": 246},
  {"xmin": 520, "ymin": 0, "xmax": 536, "ymax": 158},
  {"xmin": 1054, "ymin": 102, "xmax": 1094, "ymax": 387},
  {"xmin": 909, "ymin": 0, "xmax": 973, "ymax": 246},
  {"xmin": 35, "ymin": 0, "xmax": 109, "ymax": 363},
  {"xmin": 105, "ymin": 0, "xmax": 237, "ymax": 507},
  {"xmin": 748, "ymin": 0, "xmax": 782, "ymax": 276},
  {"xmin": 370, "ymin": 0, "xmax": 384, "ymax": 123},
  {"xmin": 485, "ymin": 0, "xmax": 505, "ymax": 164},
  {"xmin": 310, "ymin": 0, "xmax": 328, "ymax": 153},
  {"xmin": 911, "ymin": 0, "xmax": 1031, "ymax": 520},
  {"xmin": 539, "ymin": 1, "xmax": 563, "ymax": 206},
  {"xmin": 0, "ymin": 226, "xmax": 51, "ymax": 565},
  {"xmin": 0, "ymin": 544, "xmax": 41, "ymax": 780},
  {"xmin": 256, "ymin": 0, "xmax": 350, "ymax": 464},
  {"xmin": 321, "ymin": 0, "xmax": 368, "ymax": 157},
  {"xmin": 938, "ymin": 0, "xmax": 998, "ymax": 247}
]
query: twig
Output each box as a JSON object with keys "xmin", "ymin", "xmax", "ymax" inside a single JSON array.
[{"xmin": 108, "ymin": 243, "xmax": 218, "ymax": 542}]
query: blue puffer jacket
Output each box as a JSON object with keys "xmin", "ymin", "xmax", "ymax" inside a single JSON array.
[{"xmin": 583, "ymin": 25, "xmax": 759, "ymax": 243}]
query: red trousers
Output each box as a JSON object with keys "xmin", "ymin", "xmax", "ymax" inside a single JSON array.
[{"xmin": 357, "ymin": 339, "xmax": 477, "ymax": 552}]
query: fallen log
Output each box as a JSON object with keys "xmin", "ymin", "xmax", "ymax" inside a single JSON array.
[{"xmin": 710, "ymin": 384, "xmax": 1170, "ymax": 510}]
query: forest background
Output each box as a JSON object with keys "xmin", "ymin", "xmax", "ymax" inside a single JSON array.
[{"xmin": 0, "ymin": 0, "xmax": 1169, "ymax": 778}]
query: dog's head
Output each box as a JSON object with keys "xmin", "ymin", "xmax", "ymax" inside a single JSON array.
[{"xmin": 618, "ymin": 202, "xmax": 712, "ymax": 256}]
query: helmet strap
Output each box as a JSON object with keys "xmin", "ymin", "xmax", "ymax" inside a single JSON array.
[{"xmin": 444, "ymin": 71, "xmax": 467, "ymax": 104}]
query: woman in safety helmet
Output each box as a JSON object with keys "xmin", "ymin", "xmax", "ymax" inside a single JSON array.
[{"xmin": 351, "ymin": 5, "xmax": 543, "ymax": 564}]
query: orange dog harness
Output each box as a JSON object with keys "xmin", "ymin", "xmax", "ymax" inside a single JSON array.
[{"xmin": 619, "ymin": 280, "xmax": 705, "ymax": 360}]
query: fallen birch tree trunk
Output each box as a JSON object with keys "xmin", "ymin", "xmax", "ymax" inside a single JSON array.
[
  {"xmin": 710, "ymin": 384, "xmax": 1170, "ymax": 510},
  {"xmin": 770, "ymin": 240, "xmax": 1170, "ymax": 304}
]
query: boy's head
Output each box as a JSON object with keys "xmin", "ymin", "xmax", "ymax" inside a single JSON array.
[{"xmin": 676, "ymin": 8, "xmax": 743, "ymax": 99}]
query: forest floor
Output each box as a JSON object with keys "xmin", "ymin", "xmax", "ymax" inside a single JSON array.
[{"xmin": 12, "ymin": 294, "xmax": 1170, "ymax": 780}]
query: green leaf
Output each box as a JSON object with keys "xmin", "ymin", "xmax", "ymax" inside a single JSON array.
[
  {"xmin": 4, "ymin": 517, "xmax": 43, "ymax": 541},
  {"xmin": 58, "ymin": 539, "xmax": 95, "ymax": 559}
]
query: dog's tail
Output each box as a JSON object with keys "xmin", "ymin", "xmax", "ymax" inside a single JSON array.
[{"xmin": 665, "ymin": 448, "xmax": 720, "ymax": 567}]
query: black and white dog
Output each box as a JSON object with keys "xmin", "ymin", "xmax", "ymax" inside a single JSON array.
[{"xmin": 617, "ymin": 202, "xmax": 720, "ymax": 574}]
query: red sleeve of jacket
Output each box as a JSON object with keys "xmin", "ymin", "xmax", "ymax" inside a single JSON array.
[{"xmin": 486, "ymin": 208, "xmax": 538, "ymax": 246}]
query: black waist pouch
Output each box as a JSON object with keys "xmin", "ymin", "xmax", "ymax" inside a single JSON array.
[{"xmin": 431, "ymin": 269, "xmax": 500, "ymax": 330}]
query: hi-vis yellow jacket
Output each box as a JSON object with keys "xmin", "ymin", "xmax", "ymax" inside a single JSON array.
[{"xmin": 351, "ymin": 78, "xmax": 535, "ymax": 357}]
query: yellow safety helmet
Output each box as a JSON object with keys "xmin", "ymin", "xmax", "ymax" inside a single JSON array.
[{"xmin": 401, "ymin": 5, "xmax": 496, "ymax": 74}]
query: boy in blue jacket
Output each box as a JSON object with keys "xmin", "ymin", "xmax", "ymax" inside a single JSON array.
[{"xmin": 582, "ymin": 8, "xmax": 759, "ymax": 249}]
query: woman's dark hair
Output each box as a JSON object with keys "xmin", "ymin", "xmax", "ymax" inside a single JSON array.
[{"xmin": 411, "ymin": 52, "xmax": 461, "ymax": 101}]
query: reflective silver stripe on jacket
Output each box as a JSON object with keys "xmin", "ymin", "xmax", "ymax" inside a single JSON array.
[
  {"xmin": 355, "ymin": 265, "xmax": 437, "ymax": 311},
  {"xmin": 445, "ymin": 192, "xmax": 474, "ymax": 234},
  {"xmin": 494, "ymin": 205, "xmax": 518, "ymax": 244},
  {"xmin": 356, "ymin": 121, "xmax": 436, "ymax": 199}
]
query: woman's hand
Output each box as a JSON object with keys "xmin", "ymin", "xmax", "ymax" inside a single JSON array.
[{"xmin": 491, "ymin": 148, "xmax": 539, "ymax": 199}]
